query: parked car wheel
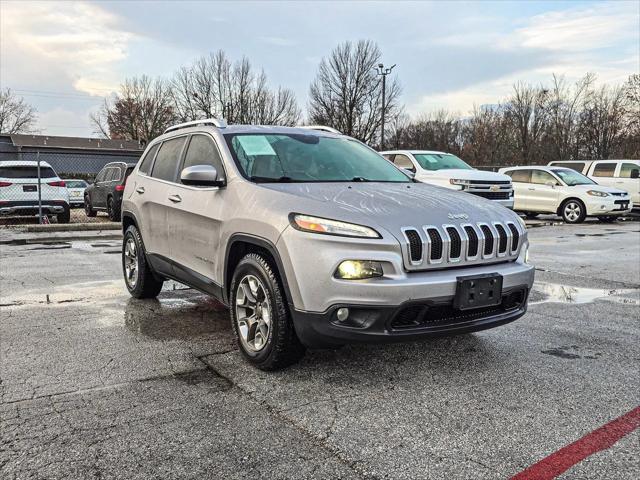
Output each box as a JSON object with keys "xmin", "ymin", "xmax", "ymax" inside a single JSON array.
[
  {"xmin": 525, "ymin": 212, "xmax": 539, "ymax": 219},
  {"xmin": 107, "ymin": 196, "xmax": 121, "ymax": 222},
  {"xmin": 561, "ymin": 199, "xmax": 586, "ymax": 224},
  {"xmin": 57, "ymin": 206, "xmax": 71, "ymax": 224},
  {"xmin": 230, "ymin": 253, "xmax": 305, "ymax": 370},
  {"xmin": 597, "ymin": 216, "xmax": 618, "ymax": 223},
  {"xmin": 84, "ymin": 196, "xmax": 97, "ymax": 217},
  {"xmin": 122, "ymin": 225, "xmax": 163, "ymax": 299}
]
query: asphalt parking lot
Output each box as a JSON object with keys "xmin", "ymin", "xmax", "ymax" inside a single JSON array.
[{"xmin": 1, "ymin": 220, "xmax": 639, "ymax": 479}]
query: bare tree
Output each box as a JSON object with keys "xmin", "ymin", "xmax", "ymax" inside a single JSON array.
[
  {"xmin": 308, "ymin": 40, "xmax": 401, "ymax": 145},
  {"xmin": 170, "ymin": 51, "xmax": 300, "ymax": 125},
  {"xmin": 461, "ymin": 105, "xmax": 513, "ymax": 166},
  {"xmin": 0, "ymin": 89, "xmax": 37, "ymax": 134},
  {"xmin": 91, "ymin": 76, "xmax": 175, "ymax": 142},
  {"xmin": 505, "ymin": 82, "xmax": 550, "ymax": 165}
]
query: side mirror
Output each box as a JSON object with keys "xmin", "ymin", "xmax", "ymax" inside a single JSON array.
[
  {"xmin": 545, "ymin": 181, "xmax": 556, "ymax": 188},
  {"xmin": 180, "ymin": 165, "xmax": 225, "ymax": 187},
  {"xmin": 631, "ymin": 169, "xmax": 639, "ymax": 179},
  {"xmin": 402, "ymin": 168, "xmax": 416, "ymax": 179}
]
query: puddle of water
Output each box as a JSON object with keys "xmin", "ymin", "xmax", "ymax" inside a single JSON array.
[{"xmin": 531, "ymin": 282, "xmax": 640, "ymax": 306}]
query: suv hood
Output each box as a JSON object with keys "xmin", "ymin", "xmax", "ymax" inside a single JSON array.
[
  {"xmin": 569, "ymin": 184, "xmax": 629, "ymax": 195},
  {"xmin": 417, "ymin": 169, "xmax": 511, "ymax": 182},
  {"xmin": 261, "ymin": 182, "xmax": 518, "ymax": 233}
]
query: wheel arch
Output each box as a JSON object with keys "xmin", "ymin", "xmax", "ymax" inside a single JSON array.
[
  {"xmin": 223, "ymin": 234, "xmax": 293, "ymax": 307},
  {"xmin": 121, "ymin": 211, "xmax": 138, "ymax": 234},
  {"xmin": 557, "ymin": 196, "xmax": 585, "ymax": 216}
]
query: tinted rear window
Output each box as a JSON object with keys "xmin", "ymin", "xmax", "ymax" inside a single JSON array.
[
  {"xmin": 65, "ymin": 180, "xmax": 87, "ymax": 188},
  {"xmin": 0, "ymin": 166, "xmax": 57, "ymax": 178}
]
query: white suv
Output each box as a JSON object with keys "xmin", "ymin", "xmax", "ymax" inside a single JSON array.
[
  {"xmin": 0, "ymin": 161, "xmax": 70, "ymax": 222},
  {"xmin": 380, "ymin": 150, "xmax": 514, "ymax": 209},
  {"xmin": 499, "ymin": 166, "xmax": 632, "ymax": 223}
]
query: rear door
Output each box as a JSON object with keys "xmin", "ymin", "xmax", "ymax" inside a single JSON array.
[
  {"xmin": 589, "ymin": 162, "xmax": 617, "ymax": 190},
  {"xmin": 92, "ymin": 167, "xmax": 110, "ymax": 208},
  {"xmin": 615, "ymin": 162, "xmax": 640, "ymax": 206},
  {"xmin": 528, "ymin": 170, "xmax": 561, "ymax": 213},
  {"xmin": 506, "ymin": 169, "xmax": 531, "ymax": 211},
  {"xmin": 166, "ymin": 133, "xmax": 227, "ymax": 291},
  {"xmin": 137, "ymin": 136, "xmax": 188, "ymax": 268}
]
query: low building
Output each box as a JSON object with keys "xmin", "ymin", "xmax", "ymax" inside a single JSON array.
[{"xmin": 0, "ymin": 134, "xmax": 144, "ymax": 177}]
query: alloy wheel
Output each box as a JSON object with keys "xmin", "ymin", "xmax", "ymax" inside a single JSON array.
[
  {"xmin": 564, "ymin": 202, "xmax": 581, "ymax": 222},
  {"xmin": 123, "ymin": 237, "xmax": 139, "ymax": 288},
  {"xmin": 235, "ymin": 275, "xmax": 272, "ymax": 352}
]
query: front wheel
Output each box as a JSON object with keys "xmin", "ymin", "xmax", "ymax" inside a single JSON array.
[
  {"xmin": 122, "ymin": 225, "xmax": 163, "ymax": 298},
  {"xmin": 230, "ymin": 253, "xmax": 305, "ymax": 370},
  {"xmin": 561, "ymin": 199, "xmax": 586, "ymax": 224},
  {"xmin": 107, "ymin": 196, "xmax": 121, "ymax": 222},
  {"xmin": 84, "ymin": 196, "xmax": 96, "ymax": 217},
  {"xmin": 57, "ymin": 206, "xmax": 70, "ymax": 224}
]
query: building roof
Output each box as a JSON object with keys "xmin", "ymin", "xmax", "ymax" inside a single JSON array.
[{"xmin": 4, "ymin": 134, "xmax": 143, "ymax": 152}]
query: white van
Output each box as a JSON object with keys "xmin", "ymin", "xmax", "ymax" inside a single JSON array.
[{"xmin": 547, "ymin": 160, "xmax": 640, "ymax": 209}]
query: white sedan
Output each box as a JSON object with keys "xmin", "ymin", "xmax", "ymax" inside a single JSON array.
[
  {"xmin": 499, "ymin": 166, "xmax": 632, "ymax": 223},
  {"xmin": 63, "ymin": 179, "xmax": 88, "ymax": 208}
]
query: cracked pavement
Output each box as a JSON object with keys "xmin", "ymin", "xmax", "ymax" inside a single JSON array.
[{"xmin": 1, "ymin": 222, "xmax": 639, "ymax": 479}]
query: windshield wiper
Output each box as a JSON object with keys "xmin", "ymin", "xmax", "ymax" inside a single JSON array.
[
  {"xmin": 351, "ymin": 176, "xmax": 371, "ymax": 182},
  {"xmin": 249, "ymin": 175, "xmax": 296, "ymax": 183}
]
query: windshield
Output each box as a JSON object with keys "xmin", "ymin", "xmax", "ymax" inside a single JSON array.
[
  {"xmin": 224, "ymin": 133, "xmax": 410, "ymax": 183},
  {"xmin": 65, "ymin": 180, "xmax": 87, "ymax": 188},
  {"xmin": 551, "ymin": 169, "xmax": 596, "ymax": 186},
  {"xmin": 412, "ymin": 153, "xmax": 473, "ymax": 171}
]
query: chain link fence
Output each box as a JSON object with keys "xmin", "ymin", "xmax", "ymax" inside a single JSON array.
[{"xmin": 0, "ymin": 151, "xmax": 141, "ymax": 226}]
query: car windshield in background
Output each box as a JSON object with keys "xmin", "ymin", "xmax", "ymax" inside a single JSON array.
[
  {"xmin": 224, "ymin": 133, "xmax": 410, "ymax": 183},
  {"xmin": 0, "ymin": 166, "xmax": 57, "ymax": 179},
  {"xmin": 551, "ymin": 169, "xmax": 596, "ymax": 186},
  {"xmin": 65, "ymin": 180, "xmax": 88, "ymax": 188},
  {"xmin": 412, "ymin": 153, "xmax": 473, "ymax": 171}
]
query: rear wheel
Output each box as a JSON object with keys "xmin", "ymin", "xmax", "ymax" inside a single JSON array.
[
  {"xmin": 230, "ymin": 253, "xmax": 305, "ymax": 370},
  {"xmin": 56, "ymin": 205, "xmax": 70, "ymax": 224},
  {"xmin": 122, "ymin": 225, "xmax": 163, "ymax": 298},
  {"xmin": 525, "ymin": 212, "xmax": 539, "ymax": 219},
  {"xmin": 561, "ymin": 199, "xmax": 586, "ymax": 224},
  {"xmin": 107, "ymin": 196, "xmax": 121, "ymax": 222},
  {"xmin": 84, "ymin": 196, "xmax": 96, "ymax": 217}
]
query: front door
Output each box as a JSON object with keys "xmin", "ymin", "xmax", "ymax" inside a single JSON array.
[
  {"xmin": 527, "ymin": 170, "xmax": 561, "ymax": 213},
  {"xmin": 615, "ymin": 162, "xmax": 640, "ymax": 206}
]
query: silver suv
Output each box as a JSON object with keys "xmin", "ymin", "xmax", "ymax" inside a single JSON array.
[{"xmin": 122, "ymin": 119, "xmax": 534, "ymax": 370}]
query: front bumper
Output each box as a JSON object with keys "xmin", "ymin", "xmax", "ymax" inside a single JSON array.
[
  {"xmin": 585, "ymin": 197, "xmax": 633, "ymax": 216},
  {"xmin": 0, "ymin": 200, "xmax": 69, "ymax": 216}
]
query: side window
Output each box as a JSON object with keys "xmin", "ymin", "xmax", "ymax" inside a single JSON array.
[
  {"xmin": 510, "ymin": 170, "xmax": 531, "ymax": 183},
  {"xmin": 592, "ymin": 162, "xmax": 616, "ymax": 177},
  {"xmin": 95, "ymin": 168, "xmax": 107, "ymax": 182},
  {"xmin": 618, "ymin": 163, "xmax": 640, "ymax": 178},
  {"xmin": 382, "ymin": 154, "xmax": 394, "ymax": 160},
  {"xmin": 531, "ymin": 170, "xmax": 558, "ymax": 185},
  {"xmin": 138, "ymin": 143, "xmax": 160, "ymax": 175},
  {"xmin": 151, "ymin": 137, "xmax": 187, "ymax": 182},
  {"xmin": 110, "ymin": 168, "xmax": 122, "ymax": 182},
  {"xmin": 181, "ymin": 135, "xmax": 225, "ymax": 181},
  {"xmin": 393, "ymin": 154, "xmax": 415, "ymax": 171},
  {"xmin": 556, "ymin": 162, "xmax": 586, "ymax": 173}
]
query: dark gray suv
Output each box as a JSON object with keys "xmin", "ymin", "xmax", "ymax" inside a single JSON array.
[{"xmin": 85, "ymin": 162, "xmax": 135, "ymax": 221}]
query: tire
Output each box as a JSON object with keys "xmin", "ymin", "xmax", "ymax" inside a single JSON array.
[
  {"xmin": 525, "ymin": 212, "xmax": 539, "ymax": 219},
  {"xmin": 84, "ymin": 196, "xmax": 96, "ymax": 217},
  {"xmin": 561, "ymin": 199, "xmax": 586, "ymax": 224},
  {"xmin": 230, "ymin": 253, "xmax": 305, "ymax": 370},
  {"xmin": 122, "ymin": 225, "xmax": 163, "ymax": 299},
  {"xmin": 57, "ymin": 205, "xmax": 70, "ymax": 224},
  {"xmin": 107, "ymin": 196, "xmax": 121, "ymax": 222}
]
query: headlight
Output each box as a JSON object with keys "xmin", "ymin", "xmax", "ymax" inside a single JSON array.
[
  {"xmin": 335, "ymin": 260, "xmax": 383, "ymax": 280},
  {"xmin": 586, "ymin": 190, "xmax": 609, "ymax": 197},
  {"xmin": 290, "ymin": 214, "xmax": 381, "ymax": 238},
  {"xmin": 449, "ymin": 179, "xmax": 471, "ymax": 186}
]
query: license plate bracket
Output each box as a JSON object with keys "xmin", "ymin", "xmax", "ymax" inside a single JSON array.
[
  {"xmin": 454, "ymin": 273, "xmax": 503, "ymax": 311},
  {"xmin": 23, "ymin": 185, "xmax": 37, "ymax": 192}
]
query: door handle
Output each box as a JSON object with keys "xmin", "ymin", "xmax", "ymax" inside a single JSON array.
[
  {"xmin": 168, "ymin": 194, "xmax": 182, "ymax": 203},
  {"xmin": 136, "ymin": 187, "xmax": 145, "ymax": 194},
  {"xmin": 528, "ymin": 187, "xmax": 535, "ymax": 190}
]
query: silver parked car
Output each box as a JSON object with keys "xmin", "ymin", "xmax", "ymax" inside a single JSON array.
[{"xmin": 121, "ymin": 119, "xmax": 534, "ymax": 370}]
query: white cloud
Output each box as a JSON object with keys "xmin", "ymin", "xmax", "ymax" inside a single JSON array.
[{"xmin": 259, "ymin": 36, "xmax": 296, "ymax": 47}]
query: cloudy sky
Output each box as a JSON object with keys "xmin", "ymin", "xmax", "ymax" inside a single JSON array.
[{"xmin": 1, "ymin": 0, "xmax": 638, "ymax": 137}]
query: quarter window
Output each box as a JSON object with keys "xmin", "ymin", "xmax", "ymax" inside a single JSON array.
[
  {"xmin": 508, "ymin": 170, "xmax": 531, "ymax": 183},
  {"xmin": 393, "ymin": 154, "xmax": 415, "ymax": 171},
  {"xmin": 531, "ymin": 170, "xmax": 558, "ymax": 185},
  {"xmin": 139, "ymin": 143, "xmax": 160, "ymax": 175},
  {"xmin": 181, "ymin": 135, "xmax": 225, "ymax": 182},
  {"xmin": 618, "ymin": 163, "xmax": 640, "ymax": 178},
  {"xmin": 553, "ymin": 162, "xmax": 586, "ymax": 173},
  {"xmin": 151, "ymin": 137, "xmax": 187, "ymax": 182},
  {"xmin": 592, "ymin": 162, "xmax": 616, "ymax": 177}
]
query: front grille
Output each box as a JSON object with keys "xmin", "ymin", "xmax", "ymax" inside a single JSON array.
[
  {"xmin": 389, "ymin": 289, "xmax": 526, "ymax": 330},
  {"xmin": 446, "ymin": 227, "xmax": 462, "ymax": 258},
  {"xmin": 464, "ymin": 226, "xmax": 479, "ymax": 257},
  {"xmin": 611, "ymin": 192, "xmax": 626, "ymax": 197},
  {"xmin": 480, "ymin": 225, "xmax": 494, "ymax": 255},
  {"xmin": 467, "ymin": 180, "xmax": 511, "ymax": 185},
  {"xmin": 404, "ymin": 229, "xmax": 422, "ymax": 262},
  {"xmin": 495, "ymin": 224, "xmax": 508, "ymax": 254},
  {"xmin": 426, "ymin": 228, "xmax": 443, "ymax": 260},
  {"xmin": 507, "ymin": 223, "xmax": 520, "ymax": 251},
  {"xmin": 471, "ymin": 191, "xmax": 511, "ymax": 200}
]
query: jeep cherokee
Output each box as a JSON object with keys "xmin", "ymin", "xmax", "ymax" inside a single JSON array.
[{"xmin": 121, "ymin": 119, "xmax": 534, "ymax": 370}]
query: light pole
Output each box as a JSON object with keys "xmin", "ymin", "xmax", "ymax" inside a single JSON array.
[{"xmin": 374, "ymin": 63, "xmax": 396, "ymax": 150}]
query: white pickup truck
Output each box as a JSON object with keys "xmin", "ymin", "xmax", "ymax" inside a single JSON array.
[{"xmin": 380, "ymin": 150, "xmax": 514, "ymax": 209}]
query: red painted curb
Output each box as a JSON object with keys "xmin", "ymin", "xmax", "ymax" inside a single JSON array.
[{"xmin": 511, "ymin": 406, "xmax": 640, "ymax": 480}]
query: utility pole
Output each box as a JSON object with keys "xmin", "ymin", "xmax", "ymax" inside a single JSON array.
[{"xmin": 374, "ymin": 63, "xmax": 396, "ymax": 150}]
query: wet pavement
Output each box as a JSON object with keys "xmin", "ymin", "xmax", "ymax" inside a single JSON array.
[{"xmin": 1, "ymin": 222, "xmax": 639, "ymax": 479}]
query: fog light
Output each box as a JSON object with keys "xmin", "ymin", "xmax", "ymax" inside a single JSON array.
[
  {"xmin": 335, "ymin": 260, "xmax": 383, "ymax": 280},
  {"xmin": 336, "ymin": 308, "xmax": 349, "ymax": 322}
]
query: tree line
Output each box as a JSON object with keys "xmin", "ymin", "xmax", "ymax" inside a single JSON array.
[{"xmin": 2, "ymin": 39, "xmax": 638, "ymax": 165}]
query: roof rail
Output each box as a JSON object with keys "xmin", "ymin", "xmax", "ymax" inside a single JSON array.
[
  {"xmin": 164, "ymin": 118, "xmax": 227, "ymax": 134},
  {"xmin": 299, "ymin": 125, "xmax": 342, "ymax": 134}
]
